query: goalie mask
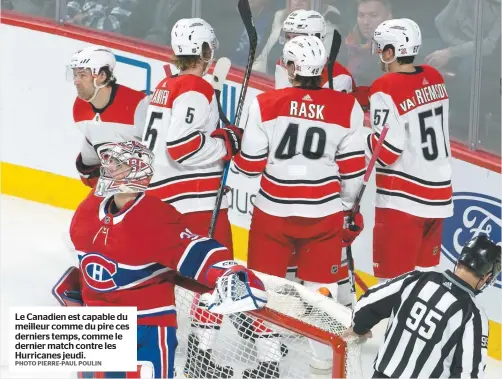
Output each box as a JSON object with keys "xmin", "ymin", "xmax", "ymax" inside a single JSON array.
[{"xmin": 95, "ymin": 141, "xmax": 155, "ymax": 197}]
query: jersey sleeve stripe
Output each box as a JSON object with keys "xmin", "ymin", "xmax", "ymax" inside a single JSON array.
[
  {"xmin": 233, "ymin": 152, "xmax": 267, "ymax": 176},
  {"xmin": 166, "ymin": 132, "xmax": 205, "ymax": 163},
  {"xmin": 336, "ymin": 152, "xmax": 366, "ymax": 175},
  {"xmin": 147, "ymin": 174, "xmax": 221, "ymax": 203},
  {"xmin": 177, "ymin": 238, "xmax": 227, "ymax": 280},
  {"xmin": 371, "ymin": 133, "xmax": 402, "ymax": 166},
  {"xmin": 241, "ymin": 151, "xmax": 268, "ymax": 160}
]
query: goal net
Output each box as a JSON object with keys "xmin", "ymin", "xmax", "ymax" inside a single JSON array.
[{"xmin": 174, "ymin": 271, "xmax": 364, "ymax": 378}]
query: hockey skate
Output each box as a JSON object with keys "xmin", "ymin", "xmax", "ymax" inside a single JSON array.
[
  {"xmin": 183, "ymin": 333, "xmax": 234, "ymax": 378},
  {"xmin": 242, "ymin": 361, "xmax": 280, "ymax": 378}
]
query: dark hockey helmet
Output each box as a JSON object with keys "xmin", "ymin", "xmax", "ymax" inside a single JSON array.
[{"xmin": 458, "ymin": 235, "xmax": 501, "ymax": 287}]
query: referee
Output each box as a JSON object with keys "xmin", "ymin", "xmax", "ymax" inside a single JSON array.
[{"xmin": 344, "ymin": 235, "xmax": 501, "ymax": 378}]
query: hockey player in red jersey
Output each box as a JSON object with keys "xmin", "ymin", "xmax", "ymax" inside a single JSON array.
[
  {"xmin": 68, "ymin": 45, "xmax": 149, "ymax": 188},
  {"xmin": 233, "ymin": 35, "xmax": 365, "ymax": 377},
  {"xmin": 52, "ymin": 141, "xmax": 266, "ymax": 379},
  {"xmin": 143, "ymin": 18, "xmax": 240, "ymax": 253},
  {"xmin": 275, "ymin": 9, "xmax": 355, "ymax": 92},
  {"xmin": 368, "ymin": 19, "xmax": 453, "ymax": 280}
]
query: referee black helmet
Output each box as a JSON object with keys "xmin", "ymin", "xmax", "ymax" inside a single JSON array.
[{"xmin": 458, "ymin": 235, "xmax": 501, "ymax": 287}]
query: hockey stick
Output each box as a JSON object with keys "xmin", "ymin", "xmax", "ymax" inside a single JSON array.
[
  {"xmin": 327, "ymin": 30, "xmax": 342, "ymax": 90},
  {"xmin": 346, "ymin": 125, "xmax": 390, "ymax": 306},
  {"xmin": 208, "ymin": 0, "xmax": 257, "ymax": 238},
  {"xmin": 211, "ymin": 57, "xmax": 232, "ymax": 127}
]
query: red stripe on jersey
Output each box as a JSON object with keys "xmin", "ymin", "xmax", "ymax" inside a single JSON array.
[
  {"xmin": 376, "ymin": 173, "xmax": 452, "ymax": 201},
  {"xmin": 233, "ymin": 152, "xmax": 267, "ymax": 175},
  {"xmin": 336, "ymin": 153, "xmax": 366, "ymax": 176},
  {"xmin": 166, "ymin": 133, "xmax": 203, "ymax": 162},
  {"xmin": 370, "ymin": 134, "xmax": 401, "ymax": 166},
  {"xmin": 159, "ymin": 327, "xmax": 167, "ymax": 378},
  {"xmin": 257, "ymin": 87, "xmax": 356, "ymax": 126},
  {"xmin": 148, "ymin": 175, "xmax": 221, "ymax": 202},
  {"xmin": 160, "ymin": 74, "xmax": 214, "ymax": 107},
  {"xmin": 261, "ymin": 175, "xmax": 341, "ymax": 200}
]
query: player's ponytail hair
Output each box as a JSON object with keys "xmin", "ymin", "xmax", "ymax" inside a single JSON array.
[
  {"xmin": 173, "ymin": 42, "xmax": 212, "ymax": 72},
  {"xmin": 98, "ymin": 66, "xmax": 117, "ymax": 86}
]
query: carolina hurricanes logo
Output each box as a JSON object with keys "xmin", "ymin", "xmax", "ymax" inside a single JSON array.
[{"xmin": 80, "ymin": 253, "xmax": 119, "ymax": 292}]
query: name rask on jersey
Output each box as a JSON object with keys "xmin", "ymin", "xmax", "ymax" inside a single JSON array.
[
  {"xmin": 290, "ymin": 101, "xmax": 325, "ymax": 120},
  {"xmin": 399, "ymin": 83, "xmax": 448, "ymax": 113},
  {"xmin": 150, "ymin": 89, "xmax": 170, "ymax": 107}
]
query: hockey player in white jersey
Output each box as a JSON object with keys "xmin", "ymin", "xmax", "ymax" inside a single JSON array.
[
  {"xmin": 233, "ymin": 35, "xmax": 366, "ymax": 377},
  {"xmin": 68, "ymin": 45, "xmax": 149, "ymax": 188},
  {"xmin": 367, "ymin": 19, "xmax": 453, "ymax": 280},
  {"xmin": 142, "ymin": 18, "xmax": 242, "ymax": 378},
  {"xmin": 275, "ymin": 9, "xmax": 355, "ymax": 92}
]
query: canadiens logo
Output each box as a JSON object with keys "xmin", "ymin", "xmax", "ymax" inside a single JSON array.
[
  {"xmin": 80, "ymin": 253, "xmax": 119, "ymax": 292},
  {"xmin": 442, "ymin": 192, "xmax": 501, "ymax": 288}
]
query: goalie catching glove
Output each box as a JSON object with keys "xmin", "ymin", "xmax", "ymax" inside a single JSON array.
[
  {"xmin": 203, "ymin": 261, "xmax": 267, "ymax": 314},
  {"xmin": 210, "ymin": 125, "xmax": 243, "ymax": 161}
]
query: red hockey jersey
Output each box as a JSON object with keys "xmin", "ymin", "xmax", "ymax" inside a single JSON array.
[
  {"xmin": 143, "ymin": 75, "xmax": 227, "ymax": 214},
  {"xmin": 70, "ymin": 192, "xmax": 231, "ymax": 327},
  {"xmin": 368, "ymin": 65, "xmax": 453, "ymax": 218},
  {"xmin": 233, "ymin": 86, "xmax": 366, "ymax": 218},
  {"xmin": 275, "ymin": 59, "xmax": 356, "ymax": 92},
  {"xmin": 73, "ymin": 84, "xmax": 149, "ymax": 166}
]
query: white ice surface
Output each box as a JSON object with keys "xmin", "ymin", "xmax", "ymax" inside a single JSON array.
[{"xmin": 1, "ymin": 195, "xmax": 501, "ymax": 378}]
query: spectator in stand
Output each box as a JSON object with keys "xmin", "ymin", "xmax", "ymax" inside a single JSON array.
[
  {"xmin": 9, "ymin": 0, "xmax": 55, "ymax": 16},
  {"xmin": 253, "ymin": 0, "xmax": 341, "ymax": 74},
  {"xmin": 144, "ymin": 0, "xmax": 191, "ymax": 46},
  {"xmin": 339, "ymin": 0, "xmax": 392, "ymax": 86}
]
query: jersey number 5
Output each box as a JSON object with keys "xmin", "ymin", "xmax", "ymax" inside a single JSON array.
[
  {"xmin": 144, "ymin": 112, "xmax": 162, "ymax": 151},
  {"xmin": 275, "ymin": 123, "xmax": 326, "ymax": 160}
]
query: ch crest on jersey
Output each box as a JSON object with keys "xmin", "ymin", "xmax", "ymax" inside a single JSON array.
[{"xmin": 80, "ymin": 253, "xmax": 118, "ymax": 292}]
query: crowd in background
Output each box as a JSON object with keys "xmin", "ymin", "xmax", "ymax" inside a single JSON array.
[{"xmin": 2, "ymin": 0, "xmax": 501, "ymax": 155}]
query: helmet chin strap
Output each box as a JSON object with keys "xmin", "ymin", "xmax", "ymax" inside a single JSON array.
[
  {"xmin": 379, "ymin": 54, "xmax": 397, "ymax": 72},
  {"xmin": 83, "ymin": 77, "xmax": 108, "ymax": 103}
]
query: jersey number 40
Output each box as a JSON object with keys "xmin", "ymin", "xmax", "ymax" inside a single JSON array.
[{"xmin": 275, "ymin": 123, "xmax": 327, "ymax": 160}]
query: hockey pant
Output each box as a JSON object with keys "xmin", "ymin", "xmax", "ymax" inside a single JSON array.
[{"xmin": 79, "ymin": 326, "xmax": 177, "ymax": 378}]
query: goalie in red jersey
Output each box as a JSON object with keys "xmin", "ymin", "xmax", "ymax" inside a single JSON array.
[{"xmin": 52, "ymin": 141, "xmax": 266, "ymax": 379}]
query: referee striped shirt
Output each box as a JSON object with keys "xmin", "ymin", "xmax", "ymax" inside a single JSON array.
[{"xmin": 352, "ymin": 269, "xmax": 489, "ymax": 378}]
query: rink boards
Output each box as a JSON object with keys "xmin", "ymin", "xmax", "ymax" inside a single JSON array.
[{"xmin": 0, "ymin": 15, "xmax": 501, "ymax": 359}]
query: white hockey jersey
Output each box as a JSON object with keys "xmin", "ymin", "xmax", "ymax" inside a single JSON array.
[
  {"xmin": 368, "ymin": 65, "xmax": 453, "ymax": 219},
  {"xmin": 73, "ymin": 83, "xmax": 148, "ymax": 164},
  {"xmin": 234, "ymin": 86, "xmax": 366, "ymax": 218},
  {"xmin": 143, "ymin": 74, "xmax": 228, "ymax": 214},
  {"xmin": 275, "ymin": 59, "xmax": 356, "ymax": 92}
]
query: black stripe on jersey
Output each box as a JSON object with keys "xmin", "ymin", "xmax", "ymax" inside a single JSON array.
[
  {"xmin": 259, "ymin": 189, "xmax": 340, "ymax": 205},
  {"xmin": 471, "ymin": 307, "xmax": 483, "ymax": 378},
  {"xmin": 165, "ymin": 131, "xmax": 201, "ymax": 147},
  {"xmin": 233, "ymin": 163, "xmax": 261, "ymax": 177},
  {"xmin": 366, "ymin": 134, "xmax": 387, "ymax": 167},
  {"xmin": 165, "ymin": 191, "xmax": 219, "ymax": 204},
  {"xmin": 177, "ymin": 133, "xmax": 206, "ymax": 163},
  {"xmin": 263, "ymin": 171, "xmax": 340, "ymax": 185},
  {"xmin": 376, "ymin": 168, "xmax": 452, "ymax": 187},
  {"xmin": 149, "ymin": 171, "xmax": 223, "ymax": 188},
  {"xmin": 376, "ymin": 189, "xmax": 453, "ymax": 206},
  {"xmin": 374, "ymin": 131, "xmax": 403, "ymax": 154},
  {"xmin": 241, "ymin": 151, "xmax": 268, "ymax": 160},
  {"xmin": 340, "ymin": 169, "xmax": 366, "ymax": 180},
  {"xmin": 335, "ymin": 150, "xmax": 365, "ymax": 160}
]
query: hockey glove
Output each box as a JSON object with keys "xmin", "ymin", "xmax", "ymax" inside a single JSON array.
[
  {"xmin": 52, "ymin": 266, "xmax": 84, "ymax": 307},
  {"xmin": 210, "ymin": 125, "xmax": 243, "ymax": 161},
  {"xmin": 76, "ymin": 153, "xmax": 100, "ymax": 188},
  {"xmin": 204, "ymin": 261, "xmax": 267, "ymax": 314},
  {"xmin": 342, "ymin": 210, "xmax": 364, "ymax": 247}
]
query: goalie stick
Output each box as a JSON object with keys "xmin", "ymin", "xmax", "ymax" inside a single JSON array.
[
  {"xmin": 327, "ymin": 30, "xmax": 342, "ymax": 90},
  {"xmin": 209, "ymin": 0, "xmax": 258, "ymax": 238},
  {"xmin": 346, "ymin": 125, "xmax": 390, "ymax": 306}
]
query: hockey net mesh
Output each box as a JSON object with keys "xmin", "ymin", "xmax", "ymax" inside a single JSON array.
[{"xmin": 174, "ymin": 271, "xmax": 364, "ymax": 378}]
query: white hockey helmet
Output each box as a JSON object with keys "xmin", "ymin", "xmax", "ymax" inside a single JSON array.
[
  {"xmin": 171, "ymin": 18, "xmax": 218, "ymax": 58},
  {"xmin": 282, "ymin": 35, "xmax": 327, "ymax": 77},
  {"xmin": 67, "ymin": 45, "xmax": 116, "ymax": 79},
  {"xmin": 283, "ymin": 10, "xmax": 327, "ymax": 41},
  {"xmin": 372, "ymin": 18, "xmax": 422, "ymax": 62},
  {"xmin": 95, "ymin": 141, "xmax": 155, "ymax": 197}
]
